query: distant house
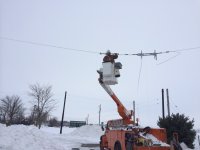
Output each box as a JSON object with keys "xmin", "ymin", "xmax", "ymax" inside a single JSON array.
[
  {"xmin": 63, "ymin": 121, "xmax": 70, "ymax": 127},
  {"xmin": 69, "ymin": 121, "xmax": 86, "ymax": 128},
  {"xmin": 56, "ymin": 121, "xmax": 70, "ymax": 127}
]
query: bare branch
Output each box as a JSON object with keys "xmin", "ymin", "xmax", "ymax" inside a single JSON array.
[
  {"xmin": 0, "ymin": 95, "xmax": 25, "ymax": 125},
  {"xmin": 28, "ymin": 83, "xmax": 56, "ymax": 129}
]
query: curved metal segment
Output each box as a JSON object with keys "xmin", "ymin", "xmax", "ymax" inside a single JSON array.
[{"xmin": 99, "ymin": 81, "xmax": 133, "ymax": 124}]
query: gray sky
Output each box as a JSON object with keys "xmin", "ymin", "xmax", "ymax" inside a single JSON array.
[{"xmin": 0, "ymin": 0, "xmax": 200, "ymax": 128}]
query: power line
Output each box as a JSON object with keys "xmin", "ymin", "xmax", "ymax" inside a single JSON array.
[
  {"xmin": 157, "ymin": 52, "xmax": 181, "ymax": 65},
  {"xmin": 1, "ymin": 36, "xmax": 200, "ymax": 57},
  {"xmin": 137, "ymin": 58, "xmax": 143, "ymax": 94},
  {"xmin": 0, "ymin": 36, "xmax": 100, "ymax": 54},
  {"xmin": 169, "ymin": 46, "xmax": 200, "ymax": 52},
  {"xmin": 170, "ymin": 99, "xmax": 181, "ymax": 113}
]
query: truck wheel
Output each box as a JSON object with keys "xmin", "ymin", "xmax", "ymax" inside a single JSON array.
[{"xmin": 114, "ymin": 141, "xmax": 122, "ymax": 150}]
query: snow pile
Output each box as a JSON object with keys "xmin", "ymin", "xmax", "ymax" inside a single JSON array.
[
  {"xmin": 1, "ymin": 123, "xmax": 199, "ymax": 150},
  {"xmin": 41, "ymin": 126, "xmax": 76, "ymax": 134},
  {"xmin": 0, "ymin": 124, "xmax": 78, "ymax": 150},
  {"xmin": 0, "ymin": 124, "xmax": 103, "ymax": 150},
  {"xmin": 180, "ymin": 142, "xmax": 193, "ymax": 150},
  {"xmin": 70, "ymin": 125, "xmax": 103, "ymax": 138},
  {"xmin": 69, "ymin": 125, "xmax": 104, "ymax": 143},
  {"xmin": 141, "ymin": 133, "xmax": 170, "ymax": 147}
]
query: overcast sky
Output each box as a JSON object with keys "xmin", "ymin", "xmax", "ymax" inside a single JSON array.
[{"xmin": 0, "ymin": 0, "xmax": 200, "ymax": 128}]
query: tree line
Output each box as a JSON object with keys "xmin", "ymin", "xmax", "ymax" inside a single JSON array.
[{"xmin": 0, "ymin": 83, "xmax": 56, "ymax": 129}]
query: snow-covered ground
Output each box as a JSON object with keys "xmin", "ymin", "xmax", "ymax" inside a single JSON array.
[
  {"xmin": 0, "ymin": 124, "xmax": 199, "ymax": 150},
  {"xmin": 0, "ymin": 124, "xmax": 103, "ymax": 150}
]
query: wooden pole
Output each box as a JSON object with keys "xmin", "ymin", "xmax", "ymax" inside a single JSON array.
[
  {"xmin": 162, "ymin": 89, "xmax": 165, "ymax": 119},
  {"xmin": 99, "ymin": 104, "xmax": 101, "ymax": 125},
  {"xmin": 60, "ymin": 91, "xmax": 67, "ymax": 134},
  {"xmin": 166, "ymin": 89, "xmax": 170, "ymax": 117},
  {"xmin": 133, "ymin": 101, "xmax": 135, "ymax": 123}
]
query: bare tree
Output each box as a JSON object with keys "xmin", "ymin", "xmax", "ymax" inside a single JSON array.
[
  {"xmin": 0, "ymin": 95, "xmax": 25, "ymax": 125},
  {"xmin": 28, "ymin": 83, "xmax": 55, "ymax": 129},
  {"xmin": 48, "ymin": 117, "xmax": 59, "ymax": 127}
]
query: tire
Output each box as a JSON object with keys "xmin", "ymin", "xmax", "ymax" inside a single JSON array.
[{"xmin": 114, "ymin": 141, "xmax": 122, "ymax": 150}]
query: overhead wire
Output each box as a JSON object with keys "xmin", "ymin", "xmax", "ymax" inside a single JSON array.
[
  {"xmin": 156, "ymin": 47, "xmax": 200, "ymax": 65},
  {"xmin": 168, "ymin": 46, "xmax": 200, "ymax": 53},
  {"xmin": 137, "ymin": 58, "xmax": 143, "ymax": 94},
  {"xmin": 1, "ymin": 36, "xmax": 200, "ymax": 57},
  {"xmin": 157, "ymin": 52, "xmax": 181, "ymax": 65},
  {"xmin": 0, "ymin": 36, "xmax": 100, "ymax": 54},
  {"xmin": 170, "ymin": 98, "xmax": 181, "ymax": 114}
]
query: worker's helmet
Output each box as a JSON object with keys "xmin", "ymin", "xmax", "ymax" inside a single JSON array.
[{"xmin": 106, "ymin": 50, "xmax": 111, "ymax": 55}]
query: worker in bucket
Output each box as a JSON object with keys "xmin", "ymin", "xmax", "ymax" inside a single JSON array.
[{"xmin": 103, "ymin": 50, "xmax": 118, "ymax": 63}]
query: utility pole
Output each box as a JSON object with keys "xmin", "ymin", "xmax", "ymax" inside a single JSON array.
[
  {"xmin": 99, "ymin": 104, "xmax": 101, "ymax": 125},
  {"xmin": 60, "ymin": 91, "xmax": 67, "ymax": 134},
  {"xmin": 162, "ymin": 89, "xmax": 165, "ymax": 119},
  {"xmin": 166, "ymin": 89, "xmax": 170, "ymax": 117},
  {"xmin": 133, "ymin": 101, "xmax": 135, "ymax": 123},
  {"xmin": 86, "ymin": 114, "xmax": 89, "ymax": 125}
]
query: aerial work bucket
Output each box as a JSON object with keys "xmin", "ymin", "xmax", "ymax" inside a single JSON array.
[
  {"xmin": 101, "ymin": 61, "xmax": 122, "ymax": 85},
  {"xmin": 102, "ymin": 62, "xmax": 118, "ymax": 85},
  {"xmin": 98, "ymin": 51, "xmax": 122, "ymax": 85}
]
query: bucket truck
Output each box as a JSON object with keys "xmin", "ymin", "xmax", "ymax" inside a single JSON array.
[{"xmin": 97, "ymin": 51, "xmax": 171, "ymax": 150}]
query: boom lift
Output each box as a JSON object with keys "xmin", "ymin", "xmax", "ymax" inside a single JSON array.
[{"xmin": 97, "ymin": 51, "xmax": 171, "ymax": 150}]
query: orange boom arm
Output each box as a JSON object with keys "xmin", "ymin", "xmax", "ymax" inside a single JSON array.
[{"xmin": 99, "ymin": 80, "xmax": 133, "ymax": 125}]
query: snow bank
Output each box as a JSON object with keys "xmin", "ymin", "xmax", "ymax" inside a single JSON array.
[
  {"xmin": 180, "ymin": 142, "xmax": 194, "ymax": 150},
  {"xmin": 0, "ymin": 124, "xmax": 103, "ymax": 150},
  {"xmin": 70, "ymin": 125, "xmax": 103, "ymax": 138},
  {"xmin": 0, "ymin": 124, "xmax": 78, "ymax": 150},
  {"xmin": 147, "ymin": 134, "xmax": 169, "ymax": 147},
  {"xmin": 69, "ymin": 125, "xmax": 104, "ymax": 143},
  {"xmin": 1, "ymin": 123, "xmax": 199, "ymax": 150},
  {"xmin": 40, "ymin": 126, "xmax": 76, "ymax": 134},
  {"xmin": 140, "ymin": 133, "xmax": 169, "ymax": 147}
]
